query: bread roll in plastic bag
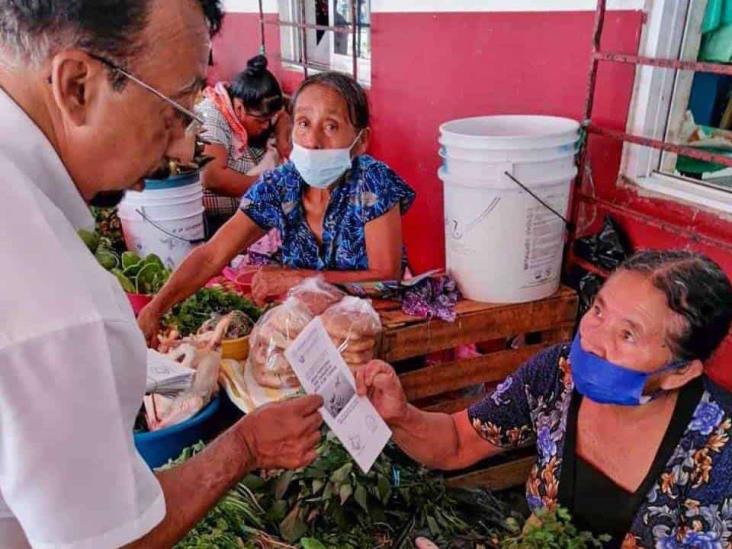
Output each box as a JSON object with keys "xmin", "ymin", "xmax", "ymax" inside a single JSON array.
[
  {"xmin": 321, "ymin": 296, "xmax": 381, "ymax": 370},
  {"xmin": 248, "ymin": 297, "xmax": 312, "ymax": 389},
  {"xmin": 287, "ymin": 276, "xmax": 345, "ymax": 315}
]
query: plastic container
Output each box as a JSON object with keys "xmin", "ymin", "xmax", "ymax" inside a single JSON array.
[
  {"xmin": 134, "ymin": 395, "xmax": 221, "ymax": 469},
  {"xmin": 126, "ymin": 292, "xmax": 153, "ymax": 317},
  {"xmin": 119, "ymin": 171, "xmax": 204, "ymax": 270},
  {"xmin": 221, "ymin": 336, "xmax": 250, "ymax": 361},
  {"xmin": 439, "ymin": 115, "xmax": 580, "ymax": 303}
]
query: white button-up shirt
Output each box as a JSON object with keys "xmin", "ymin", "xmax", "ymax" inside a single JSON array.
[{"xmin": 0, "ymin": 89, "xmax": 164, "ymax": 547}]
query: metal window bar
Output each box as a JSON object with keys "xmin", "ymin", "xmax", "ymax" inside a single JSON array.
[
  {"xmin": 257, "ymin": 0, "xmax": 364, "ymax": 81},
  {"xmin": 573, "ymin": 0, "xmax": 732, "ymax": 254}
]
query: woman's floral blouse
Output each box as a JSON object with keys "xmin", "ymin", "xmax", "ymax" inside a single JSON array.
[{"xmin": 468, "ymin": 344, "xmax": 732, "ymax": 548}]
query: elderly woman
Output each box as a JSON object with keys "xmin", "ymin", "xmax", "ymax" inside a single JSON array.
[
  {"xmin": 356, "ymin": 250, "xmax": 732, "ymax": 548},
  {"xmin": 138, "ymin": 71, "xmax": 414, "ymax": 338},
  {"xmin": 197, "ymin": 54, "xmax": 290, "ymax": 238}
]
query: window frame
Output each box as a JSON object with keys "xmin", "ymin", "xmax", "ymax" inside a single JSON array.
[
  {"xmin": 621, "ymin": 0, "xmax": 732, "ymax": 213},
  {"xmin": 277, "ymin": 0, "xmax": 372, "ymax": 86}
]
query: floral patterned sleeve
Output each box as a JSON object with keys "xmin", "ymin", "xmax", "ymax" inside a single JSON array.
[
  {"xmin": 239, "ymin": 168, "xmax": 285, "ymax": 232},
  {"xmin": 356, "ymin": 157, "xmax": 416, "ymax": 224},
  {"xmin": 467, "ymin": 345, "xmax": 567, "ymax": 450}
]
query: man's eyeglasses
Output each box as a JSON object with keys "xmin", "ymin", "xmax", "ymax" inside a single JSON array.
[{"xmin": 87, "ymin": 52, "xmax": 204, "ymax": 130}]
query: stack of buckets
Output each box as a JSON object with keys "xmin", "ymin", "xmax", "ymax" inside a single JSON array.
[
  {"xmin": 118, "ymin": 171, "xmax": 205, "ymax": 269},
  {"xmin": 438, "ymin": 115, "xmax": 580, "ymax": 303}
]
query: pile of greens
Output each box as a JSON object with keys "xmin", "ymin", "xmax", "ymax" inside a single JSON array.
[
  {"xmin": 173, "ymin": 434, "xmax": 515, "ymax": 549},
  {"xmin": 165, "ymin": 287, "xmax": 262, "ymax": 336},
  {"xmin": 170, "ymin": 435, "xmax": 609, "ymax": 549},
  {"xmin": 502, "ymin": 508, "xmax": 610, "ymax": 548},
  {"xmin": 79, "ymin": 229, "xmax": 171, "ymax": 295}
]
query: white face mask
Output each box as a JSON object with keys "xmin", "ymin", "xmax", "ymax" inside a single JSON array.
[{"xmin": 290, "ymin": 131, "xmax": 363, "ymax": 189}]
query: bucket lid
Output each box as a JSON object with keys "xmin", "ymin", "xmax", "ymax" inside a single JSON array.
[
  {"xmin": 439, "ymin": 115, "xmax": 580, "ymax": 150},
  {"xmin": 143, "ymin": 170, "xmax": 200, "ymax": 190}
]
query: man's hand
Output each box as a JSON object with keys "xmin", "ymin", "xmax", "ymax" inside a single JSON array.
[
  {"xmin": 238, "ymin": 394, "xmax": 324, "ymax": 470},
  {"xmin": 354, "ymin": 360, "xmax": 409, "ymax": 425}
]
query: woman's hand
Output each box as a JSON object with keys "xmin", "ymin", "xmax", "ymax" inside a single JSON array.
[
  {"xmin": 137, "ymin": 303, "xmax": 162, "ymax": 347},
  {"xmin": 248, "ymin": 145, "xmax": 280, "ymax": 177},
  {"xmin": 354, "ymin": 360, "xmax": 409, "ymax": 425},
  {"xmin": 251, "ymin": 266, "xmax": 307, "ymax": 306}
]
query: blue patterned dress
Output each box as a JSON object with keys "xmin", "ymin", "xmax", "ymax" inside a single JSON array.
[
  {"xmin": 468, "ymin": 344, "xmax": 732, "ymax": 548},
  {"xmin": 240, "ymin": 155, "xmax": 415, "ymax": 271}
]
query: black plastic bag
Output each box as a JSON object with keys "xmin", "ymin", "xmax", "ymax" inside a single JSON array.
[{"xmin": 574, "ymin": 215, "xmax": 631, "ymax": 271}]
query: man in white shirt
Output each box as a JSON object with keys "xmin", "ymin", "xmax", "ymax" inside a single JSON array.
[{"xmin": 0, "ymin": 1, "xmax": 323, "ymax": 547}]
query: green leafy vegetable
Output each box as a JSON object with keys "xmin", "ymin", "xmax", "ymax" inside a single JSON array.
[{"xmin": 165, "ymin": 287, "xmax": 261, "ymax": 336}]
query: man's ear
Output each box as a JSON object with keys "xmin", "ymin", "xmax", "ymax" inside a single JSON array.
[
  {"xmin": 49, "ymin": 50, "xmax": 104, "ymax": 127},
  {"xmin": 659, "ymin": 359, "xmax": 704, "ymax": 392}
]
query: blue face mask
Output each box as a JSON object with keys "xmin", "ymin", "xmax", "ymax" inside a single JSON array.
[
  {"xmin": 290, "ymin": 132, "xmax": 363, "ymax": 189},
  {"xmin": 569, "ymin": 334, "xmax": 686, "ymax": 406}
]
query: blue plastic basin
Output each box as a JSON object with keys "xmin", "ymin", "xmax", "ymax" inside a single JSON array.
[{"xmin": 134, "ymin": 396, "xmax": 221, "ymax": 469}]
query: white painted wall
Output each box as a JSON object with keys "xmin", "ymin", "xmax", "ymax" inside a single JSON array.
[{"xmin": 223, "ymin": 0, "xmax": 645, "ymax": 14}]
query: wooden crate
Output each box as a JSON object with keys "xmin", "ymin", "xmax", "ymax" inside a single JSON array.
[{"xmin": 375, "ymin": 285, "xmax": 578, "ymax": 490}]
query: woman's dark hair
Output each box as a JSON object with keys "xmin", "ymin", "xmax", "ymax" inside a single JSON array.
[
  {"xmin": 228, "ymin": 55, "xmax": 283, "ymax": 117},
  {"xmin": 291, "ymin": 71, "xmax": 369, "ymax": 130},
  {"xmin": 616, "ymin": 250, "xmax": 732, "ymax": 362}
]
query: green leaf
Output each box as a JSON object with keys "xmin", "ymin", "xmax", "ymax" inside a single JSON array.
[
  {"xmin": 311, "ymin": 479, "xmax": 324, "ymax": 495},
  {"xmin": 354, "ymin": 484, "xmax": 368, "ymax": 513},
  {"xmin": 111, "ymin": 269, "xmax": 135, "ymax": 293},
  {"xmin": 377, "ymin": 475, "xmax": 392, "ymax": 504},
  {"xmin": 300, "ymin": 539, "xmax": 327, "ymax": 549},
  {"xmin": 78, "ymin": 229, "xmax": 100, "ymax": 253},
  {"xmin": 275, "ymin": 471, "xmax": 295, "ymax": 500},
  {"xmin": 279, "ymin": 506, "xmax": 307, "ymax": 542},
  {"xmin": 266, "ymin": 499, "xmax": 288, "ymax": 524},
  {"xmin": 339, "ymin": 483, "xmax": 353, "ymax": 505},
  {"xmin": 240, "ymin": 474, "xmax": 266, "ymax": 491},
  {"xmin": 331, "ymin": 463, "xmax": 352, "ymax": 484},
  {"xmin": 143, "ymin": 253, "xmax": 165, "ymax": 269},
  {"xmin": 121, "ymin": 251, "xmax": 142, "ymax": 269},
  {"xmin": 426, "ymin": 515, "xmax": 441, "ymax": 537},
  {"xmin": 95, "ymin": 248, "xmax": 119, "ymax": 271},
  {"xmin": 322, "ymin": 482, "xmax": 334, "ymax": 500}
]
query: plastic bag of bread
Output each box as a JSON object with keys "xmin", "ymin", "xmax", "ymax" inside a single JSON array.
[
  {"xmin": 247, "ymin": 297, "xmax": 312, "ymax": 389},
  {"xmin": 321, "ymin": 296, "xmax": 381, "ymax": 370},
  {"xmin": 287, "ymin": 276, "xmax": 345, "ymax": 315}
]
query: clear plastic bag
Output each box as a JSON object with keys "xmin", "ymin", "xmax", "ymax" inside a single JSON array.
[
  {"xmin": 287, "ymin": 275, "xmax": 345, "ymax": 315},
  {"xmin": 321, "ymin": 296, "xmax": 381, "ymax": 370},
  {"xmin": 247, "ymin": 297, "xmax": 313, "ymax": 389}
]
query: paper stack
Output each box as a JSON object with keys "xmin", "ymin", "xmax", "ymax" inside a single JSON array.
[{"xmin": 146, "ymin": 348, "xmax": 194, "ymax": 394}]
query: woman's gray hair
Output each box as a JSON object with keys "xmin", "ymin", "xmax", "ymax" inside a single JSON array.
[
  {"xmin": 617, "ymin": 250, "xmax": 732, "ymax": 362},
  {"xmin": 0, "ymin": 0, "xmax": 223, "ymax": 69}
]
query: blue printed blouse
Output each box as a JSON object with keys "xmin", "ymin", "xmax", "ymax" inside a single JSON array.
[
  {"xmin": 240, "ymin": 155, "xmax": 415, "ymax": 271},
  {"xmin": 468, "ymin": 344, "xmax": 732, "ymax": 548}
]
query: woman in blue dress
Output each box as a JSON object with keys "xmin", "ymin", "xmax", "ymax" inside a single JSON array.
[
  {"xmin": 139, "ymin": 71, "xmax": 415, "ymax": 336},
  {"xmin": 356, "ymin": 250, "xmax": 732, "ymax": 548}
]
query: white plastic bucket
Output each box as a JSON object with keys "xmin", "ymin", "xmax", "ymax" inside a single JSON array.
[
  {"xmin": 439, "ymin": 115, "xmax": 580, "ymax": 303},
  {"xmin": 118, "ymin": 172, "xmax": 205, "ymax": 269}
]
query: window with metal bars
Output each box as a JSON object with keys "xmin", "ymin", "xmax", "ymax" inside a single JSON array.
[
  {"xmin": 274, "ymin": 0, "xmax": 371, "ymax": 86},
  {"xmin": 618, "ymin": 0, "xmax": 732, "ymax": 213}
]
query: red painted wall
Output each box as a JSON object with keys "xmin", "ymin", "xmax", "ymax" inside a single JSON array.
[{"xmin": 213, "ymin": 9, "xmax": 732, "ymax": 387}]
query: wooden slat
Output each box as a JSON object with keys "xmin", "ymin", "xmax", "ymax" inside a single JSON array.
[
  {"xmin": 421, "ymin": 395, "xmax": 484, "ymax": 414},
  {"xmin": 398, "ymin": 343, "xmax": 545, "ymax": 402},
  {"xmin": 379, "ymin": 286, "xmax": 577, "ymax": 329},
  {"xmin": 379, "ymin": 290, "xmax": 578, "ymax": 362},
  {"xmin": 446, "ymin": 456, "xmax": 535, "ymax": 491}
]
